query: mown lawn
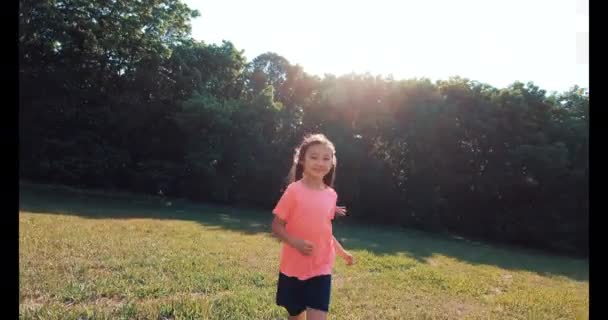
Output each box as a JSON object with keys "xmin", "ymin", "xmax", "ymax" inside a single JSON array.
[{"xmin": 19, "ymin": 184, "xmax": 588, "ymax": 319}]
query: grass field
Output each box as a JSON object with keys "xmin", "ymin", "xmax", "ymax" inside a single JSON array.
[{"xmin": 19, "ymin": 183, "xmax": 588, "ymax": 319}]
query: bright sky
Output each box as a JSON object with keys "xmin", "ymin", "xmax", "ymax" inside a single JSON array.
[{"xmin": 183, "ymin": 0, "xmax": 588, "ymax": 93}]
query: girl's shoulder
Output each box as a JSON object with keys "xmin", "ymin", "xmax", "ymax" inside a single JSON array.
[
  {"xmin": 323, "ymin": 185, "xmax": 338, "ymax": 197},
  {"xmin": 287, "ymin": 180, "xmax": 301, "ymax": 189},
  {"xmin": 283, "ymin": 180, "xmax": 302, "ymax": 193}
]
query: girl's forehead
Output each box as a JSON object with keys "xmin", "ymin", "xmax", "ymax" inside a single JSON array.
[{"xmin": 307, "ymin": 144, "xmax": 333, "ymax": 155}]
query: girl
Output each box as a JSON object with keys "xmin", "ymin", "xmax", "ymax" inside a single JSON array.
[{"xmin": 271, "ymin": 133, "xmax": 355, "ymax": 320}]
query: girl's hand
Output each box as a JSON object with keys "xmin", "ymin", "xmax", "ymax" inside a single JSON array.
[
  {"xmin": 290, "ymin": 238, "xmax": 314, "ymax": 256},
  {"xmin": 341, "ymin": 250, "xmax": 355, "ymax": 266},
  {"xmin": 335, "ymin": 206, "xmax": 348, "ymax": 216}
]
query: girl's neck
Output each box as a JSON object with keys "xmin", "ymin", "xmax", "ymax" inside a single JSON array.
[{"xmin": 301, "ymin": 174, "xmax": 326, "ymax": 190}]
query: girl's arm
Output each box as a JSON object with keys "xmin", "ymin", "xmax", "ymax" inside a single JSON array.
[
  {"xmin": 272, "ymin": 216, "xmax": 296, "ymax": 245},
  {"xmin": 333, "ymin": 235, "xmax": 355, "ymax": 265},
  {"xmin": 332, "ymin": 235, "xmax": 347, "ymax": 257},
  {"xmin": 272, "ymin": 216, "xmax": 313, "ymax": 255}
]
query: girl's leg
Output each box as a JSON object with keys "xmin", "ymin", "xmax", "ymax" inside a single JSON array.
[
  {"xmin": 303, "ymin": 274, "xmax": 331, "ymax": 320},
  {"xmin": 288, "ymin": 310, "xmax": 306, "ymax": 320},
  {"xmin": 278, "ymin": 273, "xmax": 306, "ymax": 320},
  {"xmin": 305, "ymin": 308, "xmax": 327, "ymax": 320}
]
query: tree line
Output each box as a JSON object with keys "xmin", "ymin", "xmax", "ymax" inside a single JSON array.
[{"xmin": 20, "ymin": 0, "xmax": 588, "ymax": 256}]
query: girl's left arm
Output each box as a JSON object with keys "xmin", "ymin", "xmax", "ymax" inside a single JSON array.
[
  {"xmin": 333, "ymin": 235, "xmax": 354, "ymax": 265},
  {"xmin": 332, "ymin": 235, "xmax": 346, "ymax": 256}
]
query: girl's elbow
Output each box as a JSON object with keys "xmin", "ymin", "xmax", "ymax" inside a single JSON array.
[{"xmin": 270, "ymin": 220, "xmax": 280, "ymax": 235}]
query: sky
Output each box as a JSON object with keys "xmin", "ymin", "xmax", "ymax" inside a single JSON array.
[{"xmin": 183, "ymin": 0, "xmax": 588, "ymax": 94}]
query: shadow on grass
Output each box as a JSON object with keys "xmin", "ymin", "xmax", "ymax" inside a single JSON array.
[{"xmin": 19, "ymin": 183, "xmax": 588, "ymax": 282}]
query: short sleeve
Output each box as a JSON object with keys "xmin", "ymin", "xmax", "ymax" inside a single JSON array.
[{"xmin": 273, "ymin": 183, "xmax": 297, "ymax": 221}]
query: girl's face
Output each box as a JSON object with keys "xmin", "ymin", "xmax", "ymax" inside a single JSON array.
[{"xmin": 301, "ymin": 143, "xmax": 334, "ymax": 181}]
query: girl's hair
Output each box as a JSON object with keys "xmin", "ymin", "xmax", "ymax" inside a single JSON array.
[{"xmin": 288, "ymin": 133, "xmax": 337, "ymax": 187}]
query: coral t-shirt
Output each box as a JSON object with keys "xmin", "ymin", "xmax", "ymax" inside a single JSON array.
[{"xmin": 273, "ymin": 180, "xmax": 338, "ymax": 280}]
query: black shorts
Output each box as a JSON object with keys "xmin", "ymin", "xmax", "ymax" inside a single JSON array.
[{"xmin": 276, "ymin": 272, "xmax": 332, "ymax": 316}]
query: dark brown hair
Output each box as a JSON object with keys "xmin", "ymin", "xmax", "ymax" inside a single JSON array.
[{"xmin": 287, "ymin": 133, "xmax": 337, "ymax": 187}]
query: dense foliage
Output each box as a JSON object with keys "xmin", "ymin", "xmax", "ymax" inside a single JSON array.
[{"xmin": 20, "ymin": 0, "xmax": 588, "ymax": 256}]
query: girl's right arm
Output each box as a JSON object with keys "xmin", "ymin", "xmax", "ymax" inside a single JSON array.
[{"xmin": 272, "ymin": 216, "xmax": 314, "ymax": 255}]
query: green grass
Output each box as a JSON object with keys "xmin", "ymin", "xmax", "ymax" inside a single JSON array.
[{"xmin": 19, "ymin": 183, "xmax": 588, "ymax": 319}]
